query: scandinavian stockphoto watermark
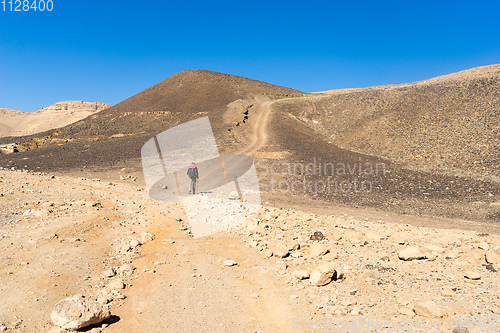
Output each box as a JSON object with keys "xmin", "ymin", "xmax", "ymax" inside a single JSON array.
[
  {"xmin": 141, "ymin": 117, "xmax": 261, "ymax": 238},
  {"xmin": 256, "ymin": 157, "xmax": 386, "ymax": 195}
]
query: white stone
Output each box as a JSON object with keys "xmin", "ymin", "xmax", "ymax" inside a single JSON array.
[
  {"xmin": 51, "ymin": 296, "xmax": 110, "ymax": 330},
  {"xmin": 478, "ymin": 242, "xmax": 489, "ymax": 251},
  {"xmin": 413, "ymin": 301, "xmax": 443, "ymax": 318},
  {"xmin": 107, "ymin": 280, "xmax": 125, "ymax": 290},
  {"xmin": 102, "ymin": 268, "xmax": 115, "ymax": 278},
  {"xmin": 291, "ymin": 269, "xmax": 309, "ymax": 280},
  {"xmin": 273, "ymin": 246, "xmax": 289, "ymax": 258},
  {"xmin": 441, "ymin": 286, "xmax": 455, "ymax": 297},
  {"xmin": 310, "ymin": 263, "xmax": 336, "ymax": 286},
  {"xmin": 223, "ymin": 260, "xmax": 238, "ymax": 267},
  {"xmin": 399, "ymin": 247, "xmax": 426, "ymax": 261},
  {"xmin": 365, "ymin": 232, "xmax": 383, "ymax": 241},
  {"xmin": 422, "ymin": 244, "xmax": 445, "ymax": 253},
  {"xmin": 308, "ymin": 243, "xmax": 329, "ymax": 258},
  {"xmin": 139, "ymin": 232, "xmax": 155, "ymax": 243},
  {"xmin": 464, "ymin": 271, "xmax": 481, "ymax": 280},
  {"xmin": 398, "ymin": 307, "xmax": 415, "ymax": 316},
  {"xmin": 485, "ymin": 251, "xmax": 500, "ymax": 264}
]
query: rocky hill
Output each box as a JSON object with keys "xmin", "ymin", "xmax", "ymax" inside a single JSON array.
[
  {"xmin": 0, "ymin": 70, "xmax": 303, "ymax": 170},
  {"xmin": 275, "ymin": 64, "xmax": 500, "ymax": 181},
  {"xmin": 1, "ymin": 67, "xmax": 499, "ymax": 223}
]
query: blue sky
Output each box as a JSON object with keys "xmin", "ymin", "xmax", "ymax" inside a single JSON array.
[{"xmin": 0, "ymin": 0, "xmax": 499, "ymax": 112}]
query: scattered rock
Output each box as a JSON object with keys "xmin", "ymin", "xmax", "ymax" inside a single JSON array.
[
  {"xmin": 139, "ymin": 232, "xmax": 155, "ymax": 243},
  {"xmin": 291, "ymin": 269, "xmax": 310, "ymax": 280},
  {"xmin": 272, "ymin": 246, "xmax": 289, "ymax": 258},
  {"xmin": 441, "ymin": 286, "xmax": 455, "ymax": 297},
  {"xmin": 129, "ymin": 238, "xmax": 141, "ymax": 248},
  {"xmin": 107, "ymin": 280, "xmax": 125, "ymax": 290},
  {"xmin": 478, "ymin": 242, "xmax": 489, "ymax": 251},
  {"xmin": 398, "ymin": 247, "xmax": 426, "ymax": 261},
  {"xmin": 348, "ymin": 235, "xmax": 363, "ymax": 244},
  {"xmin": 102, "ymin": 268, "xmax": 115, "ymax": 278},
  {"xmin": 116, "ymin": 263, "xmax": 134, "ymax": 275},
  {"xmin": 308, "ymin": 243, "xmax": 329, "ymax": 258},
  {"xmin": 322, "ymin": 251, "xmax": 339, "ymax": 261},
  {"xmin": 464, "ymin": 271, "xmax": 481, "ymax": 280},
  {"xmin": 413, "ymin": 301, "xmax": 443, "ymax": 318},
  {"xmin": 97, "ymin": 293, "xmax": 114, "ymax": 305},
  {"xmin": 310, "ymin": 231, "xmax": 324, "ymax": 241},
  {"xmin": 390, "ymin": 234, "xmax": 407, "ymax": 245},
  {"xmin": 50, "ymin": 296, "xmax": 110, "ymax": 330},
  {"xmin": 223, "ymin": 260, "xmax": 238, "ymax": 267},
  {"xmin": 485, "ymin": 251, "xmax": 500, "ymax": 264},
  {"xmin": 484, "ymin": 264, "xmax": 497, "ymax": 272},
  {"xmin": 422, "ymin": 244, "xmax": 445, "ymax": 253},
  {"xmin": 262, "ymin": 249, "xmax": 273, "ymax": 258},
  {"xmin": 162, "ymin": 237, "xmax": 176, "ymax": 244},
  {"xmin": 309, "ymin": 263, "xmax": 337, "ymax": 286},
  {"xmin": 365, "ymin": 232, "xmax": 383, "ymax": 241},
  {"xmin": 398, "ymin": 307, "xmax": 415, "ymax": 316}
]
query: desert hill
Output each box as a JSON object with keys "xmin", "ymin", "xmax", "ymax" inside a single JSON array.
[
  {"xmin": 0, "ymin": 67, "xmax": 499, "ymax": 223},
  {"xmin": 0, "ymin": 69, "xmax": 303, "ymax": 170},
  {"xmin": 0, "ymin": 101, "xmax": 110, "ymax": 139},
  {"xmin": 276, "ymin": 64, "xmax": 500, "ymax": 180},
  {"xmin": 0, "ymin": 108, "xmax": 25, "ymax": 139}
]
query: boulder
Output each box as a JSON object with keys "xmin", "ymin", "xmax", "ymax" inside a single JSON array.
[
  {"xmin": 51, "ymin": 296, "xmax": 110, "ymax": 330},
  {"xmin": 398, "ymin": 247, "xmax": 426, "ymax": 261},
  {"xmin": 310, "ymin": 263, "xmax": 337, "ymax": 286}
]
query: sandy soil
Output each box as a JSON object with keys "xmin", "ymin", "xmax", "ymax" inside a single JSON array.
[{"xmin": 1, "ymin": 168, "xmax": 499, "ymax": 333}]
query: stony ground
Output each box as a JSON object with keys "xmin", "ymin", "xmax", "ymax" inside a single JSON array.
[{"xmin": 0, "ymin": 168, "xmax": 499, "ymax": 332}]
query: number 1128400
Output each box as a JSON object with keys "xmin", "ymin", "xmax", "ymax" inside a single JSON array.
[{"xmin": 2, "ymin": 0, "xmax": 53, "ymax": 11}]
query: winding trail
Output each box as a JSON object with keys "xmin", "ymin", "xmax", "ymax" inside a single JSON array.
[{"xmin": 237, "ymin": 98, "xmax": 273, "ymax": 156}]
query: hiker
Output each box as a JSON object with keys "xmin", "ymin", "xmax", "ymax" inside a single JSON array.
[{"xmin": 187, "ymin": 162, "xmax": 199, "ymax": 194}]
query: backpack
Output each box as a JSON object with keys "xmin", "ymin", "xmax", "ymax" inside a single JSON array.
[{"xmin": 187, "ymin": 166, "xmax": 198, "ymax": 179}]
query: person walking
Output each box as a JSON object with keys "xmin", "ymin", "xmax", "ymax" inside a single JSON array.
[{"xmin": 187, "ymin": 162, "xmax": 199, "ymax": 194}]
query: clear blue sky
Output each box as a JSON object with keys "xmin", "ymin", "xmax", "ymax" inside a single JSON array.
[{"xmin": 1, "ymin": 0, "xmax": 499, "ymax": 112}]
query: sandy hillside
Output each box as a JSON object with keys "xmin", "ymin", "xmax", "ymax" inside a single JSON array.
[{"xmin": 0, "ymin": 101, "xmax": 110, "ymax": 139}]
